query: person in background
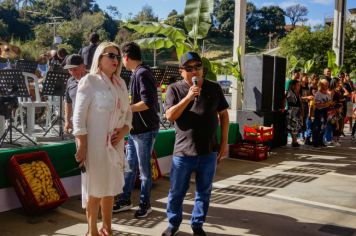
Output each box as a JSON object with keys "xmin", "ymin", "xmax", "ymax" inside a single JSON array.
[
  {"xmin": 306, "ymin": 74, "xmax": 319, "ymax": 145},
  {"xmin": 48, "ymin": 49, "xmax": 59, "ymax": 70},
  {"xmin": 328, "ymin": 103, "xmax": 343, "ymax": 146},
  {"xmin": 286, "ymin": 80, "xmax": 303, "ymax": 147},
  {"xmin": 300, "ymin": 73, "xmax": 313, "ymax": 144},
  {"xmin": 313, "ymin": 79, "xmax": 332, "ymax": 148},
  {"xmin": 161, "ymin": 52, "xmax": 229, "ymax": 236},
  {"xmin": 113, "ymin": 42, "xmax": 159, "ymax": 218},
  {"xmin": 285, "ymin": 68, "xmax": 301, "ymax": 92},
  {"xmin": 323, "ymin": 67, "xmax": 332, "ymax": 84},
  {"xmin": 79, "ymin": 32, "xmax": 100, "ymax": 70},
  {"xmin": 63, "ymin": 54, "xmax": 87, "ymax": 134},
  {"xmin": 341, "ymin": 72, "xmax": 354, "ymax": 132},
  {"xmin": 351, "ymin": 90, "xmax": 356, "ymax": 141},
  {"xmin": 57, "ymin": 48, "xmax": 69, "ymax": 67},
  {"xmin": 73, "ymin": 42, "xmax": 132, "ymax": 236}
]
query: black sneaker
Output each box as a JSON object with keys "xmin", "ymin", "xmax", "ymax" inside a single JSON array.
[
  {"xmin": 134, "ymin": 203, "xmax": 152, "ymax": 218},
  {"xmin": 161, "ymin": 227, "xmax": 178, "ymax": 236},
  {"xmin": 113, "ymin": 198, "xmax": 133, "ymax": 213},
  {"xmin": 192, "ymin": 227, "xmax": 206, "ymax": 236},
  {"xmin": 305, "ymin": 138, "xmax": 312, "ymax": 145}
]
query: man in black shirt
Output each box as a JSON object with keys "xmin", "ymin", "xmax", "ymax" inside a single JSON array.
[
  {"xmin": 79, "ymin": 32, "xmax": 100, "ymax": 70},
  {"xmin": 63, "ymin": 54, "xmax": 86, "ymax": 133},
  {"xmin": 161, "ymin": 52, "xmax": 229, "ymax": 236},
  {"xmin": 113, "ymin": 42, "xmax": 159, "ymax": 218}
]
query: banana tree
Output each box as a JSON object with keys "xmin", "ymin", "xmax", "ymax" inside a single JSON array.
[
  {"xmin": 125, "ymin": 0, "xmax": 216, "ymax": 80},
  {"xmin": 211, "ymin": 47, "xmax": 243, "ymax": 82},
  {"xmin": 135, "ymin": 36, "xmax": 174, "ymax": 67},
  {"xmin": 327, "ymin": 50, "xmax": 342, "ymax": 77},
  {"xmin": 126, "ymin": 22, "xmax": 193, "ymax": 65},
  {"xmin": 302, "ymin": 59, "xmax": 315, "ymax": 73},
  {"xmin": 184, "ymin": 0, "xmax": 214, "ymax": 50},
  {"xmin": 287, "ymin": 55, "xmax": 301, "ymax": 76}
]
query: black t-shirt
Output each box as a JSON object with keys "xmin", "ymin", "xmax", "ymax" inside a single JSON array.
[
  {"xmin": 165, "ymin": 79, "xmax": 229, "ymax": 156},
  {"xmin": 79, "ymin": 44, "xmax": 97, "ymax": 70},
  {"xmin": 65, "ymin": 77, "xmax": 78, "ymax": 110},
  {"xmin": 130, "ymin": 65, "xmax": 160, "ymax": 134}
]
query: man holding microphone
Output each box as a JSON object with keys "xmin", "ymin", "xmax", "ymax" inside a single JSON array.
[{"xmin": 161, "ymin": 52, "xmax": 229, "ymax": 236}]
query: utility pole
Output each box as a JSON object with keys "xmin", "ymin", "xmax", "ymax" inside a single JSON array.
[
  {"xmin": 333, "ymin": 0, "xmax": 347, "ymax": 66},
  {"xmin": 48, "ymin": 16, "xmax": 63, "ymax": 45},
  {"xmin": 268, "ymin": 32, "xmax": 273, "ymax": 50},
  {"xmin": 232, "ymin": 0, "xmax": 246, "ymax": 111}
]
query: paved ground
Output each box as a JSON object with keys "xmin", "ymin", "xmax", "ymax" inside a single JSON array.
[{"xmin": 1, "ymin": 130, "xmax": 356, "ymax": 236}]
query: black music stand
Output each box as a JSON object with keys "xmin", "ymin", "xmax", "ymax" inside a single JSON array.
[
  {"xmin": 15, "ymin": 60, "xmax": 38, "ymax": 74},
  {"xmin": 0, "ymin": 69, "xmax": 37, "ymax": 147},
  {"xmin": 152, "ymin": 68, "xmax": 165, "ymax": 86},
  {"xmin": 162, "ymin": 65, "xmax": 181, "ymax": 86},
  {"xmin": 120, "ymin": 68, "xmax": 132, "ymax": 89},
  {"xmin": 41, "ymin": 71, "xmax": 70, "ymax": 140}
]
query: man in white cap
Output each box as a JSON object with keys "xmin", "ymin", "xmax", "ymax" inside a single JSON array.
[{"xmin": 63, "ymin": 54, "xmax": 86, "ymax": 133}]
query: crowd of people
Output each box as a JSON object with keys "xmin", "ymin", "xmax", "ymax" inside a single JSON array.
[
  {"xmin": 285, "ymin": 68, "xmax": 355, "ymax": 148},
  {"xmin": 3, "ymin": 31, "xmax": 355, "ymax": 236}
]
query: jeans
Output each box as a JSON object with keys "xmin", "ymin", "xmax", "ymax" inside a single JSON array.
[
  {"xmin": 121, "ymin": 130, "xmax": 158, "ymax": 205},
  {"xmin": 166, "ymin": 152, "xmax": 217, "ymax": 230},
  {"xmin": 324, "ymin": 123, "xmax": 333, "ymax": 142},
  {"xmin": 313, "ymin": 108, "xmax": 327, "ymax": 146},
  {"xmin": 304, "ymin": 117, "xmax": 313, "ymax": 139}
]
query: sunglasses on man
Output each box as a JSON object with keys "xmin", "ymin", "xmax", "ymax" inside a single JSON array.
[
  {"xmin": 181, "ymin": 64, "xmax": 203, "ymax": 72},
  {"xmin": 102, "ymin": 52, "xmax": 121, "ymax": 61}
]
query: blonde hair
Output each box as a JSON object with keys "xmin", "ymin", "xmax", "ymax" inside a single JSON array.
[
  {"xmin": 318, "ymin": 78, "xmax": 329, "ymax": 89},
  {"xmin": 90, "ymin": 41, "xmax": 122, "ymax": 78}
]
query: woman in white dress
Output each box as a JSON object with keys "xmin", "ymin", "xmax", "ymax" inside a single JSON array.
[{"xmin": 73, "ymin": 42, "xmax": 132, "ymax": 236}]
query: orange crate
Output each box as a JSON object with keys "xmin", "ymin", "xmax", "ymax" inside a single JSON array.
[
  {"xmin": 7, "ymin": 151, "xmax": 68, "ymax": 215},
  {"xmin": 229, "ymin": 143, "xmax": 269, "ymax": 161},
  {"xmin": 243, "ymin": 125, "xmax": 274, "ymax": 142}
]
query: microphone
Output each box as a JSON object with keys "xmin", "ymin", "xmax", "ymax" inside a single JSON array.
[{"xmin": 192, "ymin": 76, "xmax": 199, "ymax": 102}]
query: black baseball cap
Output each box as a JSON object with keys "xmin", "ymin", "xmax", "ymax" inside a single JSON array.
[
  {"xmin": 63, "ymin": 54, "xmax": 83, "ymax": 69},
  {"xmin": 180, "ymin": 52, "xmax": 202, "ymax": 66}
]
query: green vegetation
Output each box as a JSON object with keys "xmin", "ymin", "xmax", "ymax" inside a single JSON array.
[
  {"xmin": 278, "ymin": 24, "xmax": 356, "ymax": 75},
  {"xmin": 0, "ymin": 0, "xmax": 354, "ymax": 76}
]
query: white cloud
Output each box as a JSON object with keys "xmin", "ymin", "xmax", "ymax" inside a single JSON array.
[
  {"xmin": 261, "ymin": 1, "xmax": 307, "ymax": 9},
  {"xmin": 310, "ymin": 0, "xmax": 333, "ymax": 5},
  {"xmin": 303, "ymin": 18, "xmax": 324, "ymax": 27},
  {"xmin": 261, "ymin": 2, "xmax": 277, "ymax": 7},
  {"xmin": 280, "ymin": 1, "xmax": 306, "ymax": 9}
]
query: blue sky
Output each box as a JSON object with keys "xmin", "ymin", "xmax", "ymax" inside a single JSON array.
[{"xmin": 96, "ymin": 0, "xmax": 356, "ymax": 27}]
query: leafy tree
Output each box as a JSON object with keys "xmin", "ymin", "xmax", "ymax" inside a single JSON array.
[
  {"xmin": 133, "ymin": 4, "xmax": 158, "ymax": 22},
  {"xmin": 0, "ymin": 19, "xmax": 9, "ymax": 39},
  {"xmin": 164, "ymin": 14, "xmax": 185, "ymax": 30},
  {"xmin": 40, "ymin": 0, "xmax": 95, "ymax": 20},
  {"xmin": 167, "ymin": 9, "xmax": 178, "ymax": 18},
  {"xmin": 0, "ymin": 5, "xmax": 32, "ymax": 40},
  {"xmin": 257, "ymin": 5, "xmax": 285, "ymax": 37},
  {"xmin": 215, "ymin": 0, "xmax": 234, "ymax": 37},
  {"xmin": 285, "ymin": 4, "xmax": 308, "ymax": 27},
  {"xmin": 34, "ymin": 23, "xmax": 54, "ymax": 47},
  {"xmin": 246, "ymin": 2, "xmax": 258, "ymax": 39},
  {"xmin": 106, "ymin": 5, "xmax": 121, "ymax": 20},
  {"xmin": 279, "ymin": 26, "xmax": 329, "ymax": 73},
  {"xmin": 343, "ymin": 23, "xmax": 356, "ymax": 73}
]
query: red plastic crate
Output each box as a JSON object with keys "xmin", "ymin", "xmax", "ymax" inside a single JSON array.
[
  {"xmin": 7, "ymin": 151, "xmax": 68, "ymax": 215},
  {"xmin": 229, "ymin": 143, "xmax": 269, "ymax": 161},
  {"xmin": 243, "ymin": 125, "xmax": 274, "ymax": 143}
]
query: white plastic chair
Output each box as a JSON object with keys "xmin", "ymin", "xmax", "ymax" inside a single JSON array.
[
  {"xmin": 157, "ymin": 87, "xmax": 169, "ymax": 129},
  {"xmin": 16, "ymin": 72, "xmax": 49, "ymax": 135}
]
